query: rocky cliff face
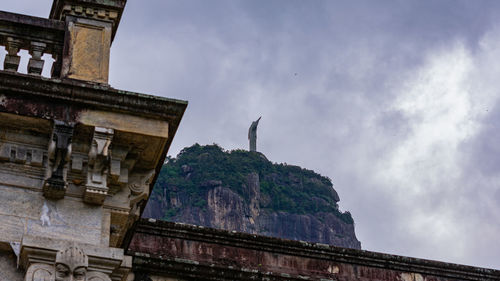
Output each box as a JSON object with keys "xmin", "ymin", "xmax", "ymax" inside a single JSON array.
[{"xmin": 144, "ymin": 144, "xmax": 361, "ymax": 249}]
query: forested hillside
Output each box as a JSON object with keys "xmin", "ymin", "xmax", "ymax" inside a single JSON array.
[{"xmin": 144, "ymin": 144, "xmax": 361, "ymax": 249}]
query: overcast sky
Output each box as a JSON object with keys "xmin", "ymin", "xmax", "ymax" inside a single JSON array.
[{"xmin": 5, "ymin": 0, "xmax": 500, "ymax": 270}]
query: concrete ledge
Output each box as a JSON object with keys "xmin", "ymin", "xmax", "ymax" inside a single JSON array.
[
  {"xmin": 0, "ymin": 10, "xmax": 65, "ymax": 31},
  {"xmin": 133, "ymin": 255, "xmax": 315, "ymax": 281},
  {"xmin": 0, "ymin": 71, "xmax": 187, "ymax": 121}
]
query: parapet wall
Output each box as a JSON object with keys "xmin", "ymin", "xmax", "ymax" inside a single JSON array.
[{"xmin": 128, "ymin": 219, "xmax": 500, "ymax": 281}]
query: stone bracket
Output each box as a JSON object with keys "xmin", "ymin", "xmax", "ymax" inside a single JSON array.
[
  {"xmin": 43, "ymin": 120, "xmax": 74, "ymax": 200},
  {"xmin": 107, "ymin": 169, "xmax": 155, "ymax": 248},
  {"xmin": 109, "ymin": 146, "xmax": 129, "ymax": 187},
  {"xmin": 84, "ymin": 127, "xmax": 114, "ymax": 205},
  {"xmin": 128, "ymin": 170, "xmax": 155, "ymax": 208}
]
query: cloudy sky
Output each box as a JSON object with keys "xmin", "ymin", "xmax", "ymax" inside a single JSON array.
[{"xmin": 5, "ymin": 0, "xmax": 500, "ymax": 269}]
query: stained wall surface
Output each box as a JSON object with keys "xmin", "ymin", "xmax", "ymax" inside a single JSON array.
[
  {"xmin": 128, "ymin": 219, "xmax": 500, "ymax": 281},
  {"xmin": 0, "ymin": 185, "xmax": 105, "ymax": 246},
  {"xmin": 0, "ymin": 250, "xmax": 23, "ymax": 281}
]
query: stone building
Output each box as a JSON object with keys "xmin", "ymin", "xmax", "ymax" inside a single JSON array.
[
  {"xmin": 0, "ymin": 0, "xmax": 186, "ymax": 279},
  {"xmin": 0, "ymin": 1, "xmax": 498, "ymax": 280}
]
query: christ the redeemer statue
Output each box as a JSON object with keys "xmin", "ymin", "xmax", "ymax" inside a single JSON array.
[{"xmin": 248, "ymin": 117, "xmax": 261, "ymax": 152}]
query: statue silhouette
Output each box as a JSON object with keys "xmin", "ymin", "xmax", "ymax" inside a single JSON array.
[{"xmin": 248, "ymin": 117, "xmax": 261, "ymax": 152}]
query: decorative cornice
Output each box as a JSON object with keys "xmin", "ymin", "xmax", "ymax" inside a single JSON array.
[
  {"xmin": 49, "ymin": 0, "xmax": 126, "ymax": 41},
  {"xmin": 0, "ymin": 71, "xmax": 187, "ymax": 122}
]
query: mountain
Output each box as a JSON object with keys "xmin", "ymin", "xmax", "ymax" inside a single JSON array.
[{"xmin": 143, "ymin": 144, "xmax": 361, "ymax": 249}]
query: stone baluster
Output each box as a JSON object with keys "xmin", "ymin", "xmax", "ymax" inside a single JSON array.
[
  {"xmin": 28, "ymin": 42, "xmax": 47, "ymax": 75},
  {"xmin": 4, "ymin": 37, "xmax": 22, "ymax": 72}
]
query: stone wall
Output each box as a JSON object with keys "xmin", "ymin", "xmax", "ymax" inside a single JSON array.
[
  {"xmin": 128, "ymin": 219, "xmax": 500, "ymax": 281},
  {"xmin": 0, "ymin": 248, "xmax": 23, "ymax": 281},
  {"xmin": 0, "ymin": 185, "xmax": 105, "ymax": 245}
]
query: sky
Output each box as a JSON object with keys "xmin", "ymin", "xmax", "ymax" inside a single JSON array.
[{"xmin": 4, "ymin": 0, "xmax": 500, "ymax": 270}]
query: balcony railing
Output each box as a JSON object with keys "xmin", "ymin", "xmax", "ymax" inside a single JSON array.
[{"xmin": 0, "ymin": 11, "xmax": 64, "ymax": 78}]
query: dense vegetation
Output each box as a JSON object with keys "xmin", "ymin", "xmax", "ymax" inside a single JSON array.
[{"xmin": 152, "ymin": 144, "xmax": 354, "ymax": 224}]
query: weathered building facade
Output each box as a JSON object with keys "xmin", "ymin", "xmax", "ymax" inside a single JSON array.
[
  {"xmin": 0, "ymin": 0, "xmax": 186, "ymax": 280},
  {"xmin": 128, "ymin": 220, "xmax": 500, "ymax": 281},
  {"xmin": 0, "ymin": 1, "xmax": 499, "ymax": 281}
]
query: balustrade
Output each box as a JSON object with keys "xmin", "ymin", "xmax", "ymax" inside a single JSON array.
[{"xmin": 0, "ymin": 11, "xmax": 64, "ymax": 78}]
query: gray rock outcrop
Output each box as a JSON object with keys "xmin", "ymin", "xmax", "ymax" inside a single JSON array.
[{"xmin": 144, "ymin": 170, "xmax": 361, "ymax": 249}]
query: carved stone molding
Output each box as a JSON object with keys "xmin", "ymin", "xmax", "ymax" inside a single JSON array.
[
  {"xmin": 50, "ymin": 0, "xmax": 126, "ymax": 40},
  {"xmin": 43, "ymin": 120, "xmax": 74, "ymax": 200},
  {"xmin": 0, "ymin": 142, "xmax": 44, "ymax": 166},
  {"xmin": 85, "ymin": 127, "xmax": 114, "ymax": 205},
  {"xmin": 24, "ymin": 247, "xmax": 111, "ymax": 281},
  {"xmin": 24, "ymin": 263, "xmax": 54, "ymax": 281},
  {"xmin": 87, "ymin": 271, "xmax": 112, "ymax": 281},
  {"xmin": 55, "ymin": 246, "xmax": 88, "ymax": 281},
  {"xmin": 128, "ymin": 169, "xmax": 155, "ymax": 223},
  {"xmin": 109, "ymin": 146, "xmax": 129, "ymax": 187},
  {"xmin": 20, "ymin": 236, "xmax": 130, "ymax": 281},
  {"xmin": 128, "ymin": 170, "xmax": 155, "ymax": 209},
  {"xmin": 107, "ymin": 169, "xmax": 155, "ymax": 248},
  {"xmin": 60, "ymin": 4, "xmax": 121, "ymax": 24}
]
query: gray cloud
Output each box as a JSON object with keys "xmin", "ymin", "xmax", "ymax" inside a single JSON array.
[{"xmin": 6, "ymin": 0, "xmax": 500, "ymax": 269}]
